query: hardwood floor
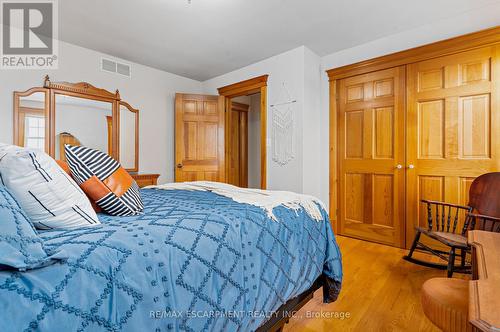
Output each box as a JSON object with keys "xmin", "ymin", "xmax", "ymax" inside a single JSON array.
[{"xmin": 284, "ymin": 236, "xmax": 469, "ymax": 332}]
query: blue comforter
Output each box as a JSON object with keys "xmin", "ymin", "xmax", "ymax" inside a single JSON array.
[{"xmin": 0, "ymin": 189, "xmax": 342, "ymax": 332}]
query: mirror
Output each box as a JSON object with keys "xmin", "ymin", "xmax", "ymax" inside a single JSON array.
[
  {"xmin": 14, "ymin": 78, "xmax": 140, "ymax": 172},
  {"xmin": 14, "ymin": 89, "xmax": 48, "ymax": 152},
  {"xmin": 119, "ymin": 102, "xmax": 139, "ymax": 172},
  {"xmin": 54, "ymin": 94, "xmax": 113, "ymax": 161}
]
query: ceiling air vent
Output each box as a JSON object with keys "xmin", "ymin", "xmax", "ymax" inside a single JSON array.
[{"xmin": 101, "ymin": 58, "xmax": 131, "ymax": 78}]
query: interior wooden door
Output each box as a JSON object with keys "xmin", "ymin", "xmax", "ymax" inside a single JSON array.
[
  {"xmin": 175, "ymin": 93, "xmax": 225, "ymax": 182},
  {"xmin": 406, "ymin": 45, "xmax": 500, "ymax": 248},
  {"xmin": 338, "ymin": 66, "xmax": 406, "ymax": 247},
  {"xmin": 227, "ymin": 101, "xmax": 249, "ymax": 187}
]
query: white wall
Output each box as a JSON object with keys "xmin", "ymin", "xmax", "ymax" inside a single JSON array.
[
  {"xmin": 203, "ymin": 47, "xmax": 307, "ymax": 194},
  {"xmin": 302, "ymin": 48, "xmax": 322, "ymax": 198},
  {"xmin": 0, "ymin": 41, "xmax": 203, "ymax": 184}
]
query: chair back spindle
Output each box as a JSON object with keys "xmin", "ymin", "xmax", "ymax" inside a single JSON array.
[
  {"xmin": 446, "ymin": 205, "xmax": 452, "ymax": 232},
  {"xmin": 427, "ymin": 202, "xmax": 432, "ymax": 230},
  {"xmin": 441, "ymin": 204, "xmax": 445, "ymax": 231},
  {"xmin": 435, "ymin": 205, "xmax": 439, "ymax": 231},
  {"xmin": 424, "ymin": 200, "xmax": 471, "ymax": 234},
  {"xmin": 453, "ymin": 208, "xmax": 460, "ymax": 234}
]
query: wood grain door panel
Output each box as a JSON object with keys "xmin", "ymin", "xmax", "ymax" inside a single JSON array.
[
  {"xmin": 338, "ymin": 66, "xmax": 406, "ymax": 247},
  {"xmin": 406, "ymin": 45, "xmax": 500, "ymax": 247},
  {"xmin": 175, "ymin": 94, "xmax": 225, "ymax": 182}
]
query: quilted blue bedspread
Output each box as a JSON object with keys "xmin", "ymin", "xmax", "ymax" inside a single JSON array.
[{"xmin": 0, "ymin": 189, "xmax": 342, "ymax": 332}]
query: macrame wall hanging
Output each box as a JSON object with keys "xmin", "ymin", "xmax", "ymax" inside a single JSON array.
[{"xmin": 271, "ymin": 82, "xmax": 297, "ymax": 166}]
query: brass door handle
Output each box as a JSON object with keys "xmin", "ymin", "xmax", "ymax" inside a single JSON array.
[{"xmin": 176, "ymin": 164, "xmax": 183, "ymax": 169}]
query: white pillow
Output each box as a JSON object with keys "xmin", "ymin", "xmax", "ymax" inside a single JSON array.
[{"xmin": 0, "ymin": 143, "xmax": 100, "ymax": 229}]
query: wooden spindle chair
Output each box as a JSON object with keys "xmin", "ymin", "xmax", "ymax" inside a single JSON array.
[{"xmin": 404, "ymin": 172, "xmax": 500, "ymax": 277}]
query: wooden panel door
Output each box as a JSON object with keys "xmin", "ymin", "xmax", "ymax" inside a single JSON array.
[
  {"xmin": 175, "ymin": 94, "xmax": 225, "ymax": 182},
  {"xmin": 338, "ymin": 66, "xmax": 406, "ymax": 247},
  {"xmin": 227, "ymin": 101, "xmax": 249, "ymax": 187},
  {"xmin": 406, "ymin": 46, "xmax": 500, "ymax": 247}
]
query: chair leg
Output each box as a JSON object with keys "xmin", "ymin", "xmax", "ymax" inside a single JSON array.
[
  {"xmin": 406, "ymin": 230, "xmax": 421, "ymax": 259},
  {"xmin": 404, "ymin": 230, "xmax": 448, "ymax": 269},
  {"xmin": 460, "ymin": 249, "xmax": 466, "ymax": 268},
  {"xmin": 447, "ymin": 247, "xmax": 456, "ymax": 278}
]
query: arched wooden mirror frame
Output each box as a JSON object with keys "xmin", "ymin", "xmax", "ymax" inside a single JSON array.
[
  {"xmin": 13, "ymin": 87, "xmax": 50, "ymax": 153},
  {"xmin": 13, "ymin": 76, "xmax": 140, "ymax": 172}
]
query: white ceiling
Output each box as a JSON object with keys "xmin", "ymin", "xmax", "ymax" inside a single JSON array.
[{"xmin": 59, "ymin": 0, "xmax": 499, "ymax": 81}]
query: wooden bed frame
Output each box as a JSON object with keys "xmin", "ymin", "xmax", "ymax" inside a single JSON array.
[{"xmin": 256, "ymin": 277, "xmax": 323, "ymax": 332}]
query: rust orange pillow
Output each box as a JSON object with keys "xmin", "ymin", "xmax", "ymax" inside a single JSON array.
[
  {"xmin": 56, "ymin": 160, "xmax": 102, "ymax": 213},
  {"xmin": 64, "ymin": 145, "xmax": 143, "ymax": 216}
]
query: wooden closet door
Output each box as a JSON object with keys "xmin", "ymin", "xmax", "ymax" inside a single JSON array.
[
  {"xmin": 406, "ymin": 46, "xmax": 500, "ymax": 247},
  {"xmin": 338, "ymin": 66, "xmax": 406, "ymax": 247}
]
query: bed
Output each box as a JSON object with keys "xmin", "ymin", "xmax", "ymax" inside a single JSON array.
[{"xmin": 0, "ymin": 188, "xmax": 342, "ymax": 331}]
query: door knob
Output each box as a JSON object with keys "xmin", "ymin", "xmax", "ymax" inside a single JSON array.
[
  {"xmin": 176, "ymin": 164, "xmax": 183, "ymax": 169},
  {"xmin": 408, "ymin": 164, "xmax": 415, "ymax": 169},
  {"xmin": 396, "ymin": 164, "xmax": 403, "ymax": 169}
]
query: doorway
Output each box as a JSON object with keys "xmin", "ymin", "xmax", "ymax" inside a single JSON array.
[
  {"xmin": 218, "ymin": 75, "xmax": 268, "ymax": 189},
  {"xmin": 227, "ymin": 94, "xmax": 262, "ymax": 188}
]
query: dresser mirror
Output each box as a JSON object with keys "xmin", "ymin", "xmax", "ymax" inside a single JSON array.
[
  {"xmin": 119, "ymin": 102, "xmax": 139, "ymax": 172},
  {"xmin": 54, "ymin": 94, "xmax": 113, "ymax": 161},
  {"xmin": 13, "ymin": 88, "xmax": 49, "ymax": 152},
  {"xmin": 13, "ymin": 76, "xmax": 139, "ymax": 172}
]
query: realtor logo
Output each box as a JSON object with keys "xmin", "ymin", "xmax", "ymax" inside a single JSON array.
[{"xmin": 1, "ymin": 0, "xmax": 58, "ymax": 69}]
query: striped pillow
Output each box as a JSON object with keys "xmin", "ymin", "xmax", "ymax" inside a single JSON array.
[{"xmin": 64, "ymin": 145, "xmax": 143, "ymax": 216}]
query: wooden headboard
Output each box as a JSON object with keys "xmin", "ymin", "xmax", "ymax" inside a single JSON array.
[{"xmin": 58, "ymin": 132, "xmax": 81, "ymax": 162}]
